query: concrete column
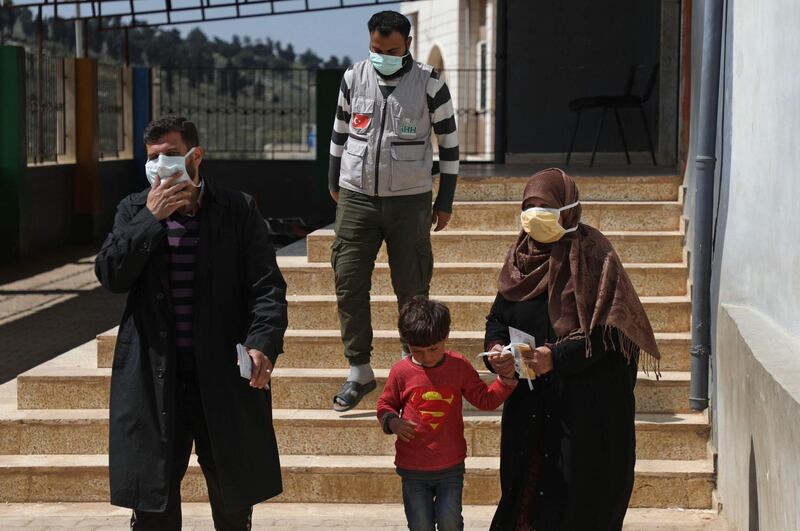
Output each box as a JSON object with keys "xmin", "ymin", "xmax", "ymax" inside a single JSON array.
[
  {"xmin": 659, "ymin": 0, "xmax": 682, "ymax": 166},
  {"xmin": 132, "ymin": 67, "xmax": 152, "ymax": 186},
  {"xmin": 0, "ymin": 46, "xmax": 27, "ymax": 264},
  {"xmin": 314, "ymin": 69, "xmax": 346, "ymax": 224},
  {"xmin": 72, "ymin": 57, "xmax": 100, "ymax": 243}
]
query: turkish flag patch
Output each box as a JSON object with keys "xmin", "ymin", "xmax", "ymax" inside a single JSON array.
[{"xmin": 352, "ymin": 113, "xmax": 371, "ymax": 130}]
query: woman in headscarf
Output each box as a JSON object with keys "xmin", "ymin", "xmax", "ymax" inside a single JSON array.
[{"xmin": 483, "ymin": 168, "xmax": 661, "ymax": 530}]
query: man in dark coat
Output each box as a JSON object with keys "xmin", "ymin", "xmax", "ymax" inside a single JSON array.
[{"xmin": 95, "ymin": 116, "xmax": 288, "ymax": 530}]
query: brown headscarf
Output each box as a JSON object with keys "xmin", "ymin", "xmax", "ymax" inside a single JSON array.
[{"xmin": 498, "ymin": 168, "xmax": 661, "ymax": 373}]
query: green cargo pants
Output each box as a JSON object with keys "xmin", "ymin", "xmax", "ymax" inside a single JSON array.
[{"xmin": 331, "ymin": 188, "xmax": 434, "ymax": 366}]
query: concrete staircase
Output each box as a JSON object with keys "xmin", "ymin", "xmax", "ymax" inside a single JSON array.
[{"xmin": 0, "ymin": 174, "xmax": 717, "ymax": 523}]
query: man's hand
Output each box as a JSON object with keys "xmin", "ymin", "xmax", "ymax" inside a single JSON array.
[
  {"xmin": 330, "ymin": 191, "xmax": 340, "ymax": 203},
  {"xmin": 432, "ymin": 209, "xmax": 451, "ymax": 232},
  {"xmin": 529, "ymin": 346, "xmax": 554, "ymax": 375},
  {"xmin": 248, "ymin": 348, "xmax": 273, "ymax": 389},
  {"xmin": 389, "ymin": 417, "xmax": 417, "ymax": 443},
  {"xmin": 147, "ymin": 173, "xmax": 192, "ymax": 221},
  {"xmin": 487, "ymin": 344, "xmax": 516, "ymax": 379}
]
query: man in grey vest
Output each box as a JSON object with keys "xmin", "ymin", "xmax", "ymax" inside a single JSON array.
[{"xmin": 328, "ymin": 10, "xmax": 460, "ymax": 411}]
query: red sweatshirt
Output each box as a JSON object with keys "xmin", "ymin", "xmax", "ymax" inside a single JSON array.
[{"xmin": 376, "ymin": 351, "xmax": 516, "ymax": 472}]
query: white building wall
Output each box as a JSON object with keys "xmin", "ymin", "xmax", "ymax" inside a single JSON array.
[
  {"xmin": 402, "ymin": 0, "xmax": 496, "ymax": 158},
  {"xmin": 717, "ymin": 0, "xmax": 800, "ymax": 336},
  {"xmin": 712, "ymin": 0, "xmax": 800, "ymax": 528},
  {"xmin": 402, "ymin": 0, "xmax": 462, "ymax": 71}
]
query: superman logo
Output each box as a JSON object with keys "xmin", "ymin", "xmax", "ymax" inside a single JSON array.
[
  {"xmin": 407, "ymin": 387, "xmax": 456, "ymax": 432},
  {"xmin": 352, "ymin": 113, "xmax": 371, "ymax": 130}
]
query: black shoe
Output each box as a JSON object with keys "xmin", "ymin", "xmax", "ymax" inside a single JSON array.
[{"xmin": 333, "ymin": 380, "xmax": 377, "ymax": 412}]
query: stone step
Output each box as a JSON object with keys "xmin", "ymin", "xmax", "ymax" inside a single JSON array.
[
  {"xmin": 447, "ymin": 201, "xmax": 683, "ymax": 232},
  {"xmin": 283, "ymin": 295, "xmax": 691, "ymax": 334},
  {"xmin": 0, "ymin": 454, "xmax": 713, "ymax": 509},
  {"xmin": 16, "ymin": 368, "xmax": 694, "ymax": 414},
  {"xmin": 265, "ymin": 369, "xmax": 692, "ymax": 414},
  {"xmin": 306, "ymin": 229, "xmax": 685, "ymax": 264},
  {"xmin": 440, "ymin": 174, "xmax": 682, "ymax": 202},
  {"xmin": 277, "ymin": 258, "xmax": 688, "ymax": 298},
  {"xmin": 98, "ymin": 330, "xmax": 693, "ymax": 372},
  {"xmin": 0, "ymin": 408, "xmax": 709, "ymax": 461},
  {"xmin": 0, "ymin": 503, "xmax": 729, "ymax": 530}
]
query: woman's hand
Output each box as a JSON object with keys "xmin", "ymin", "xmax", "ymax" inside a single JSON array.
[
  {"xmin": 530, "ymin": 346, "xmax": 554, "ymax": 375},
  {"xmin": 487, "ymin": 344, "xmax": 516, "ymax": 378}
]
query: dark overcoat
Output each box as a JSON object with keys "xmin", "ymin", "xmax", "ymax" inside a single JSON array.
[{"xmin": 95, "ymin": 179, "xmax": 288, "ymax": 512}]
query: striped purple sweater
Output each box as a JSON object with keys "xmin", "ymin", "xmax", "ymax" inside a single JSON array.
[{"xmin": 166, "ymin": 212, "xmax": 201, "ymax": 372}]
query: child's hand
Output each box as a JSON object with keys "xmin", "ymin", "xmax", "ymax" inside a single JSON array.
[
  {"xmin": 488, "ymin": 348, "xmax": 516, "ymax": 379},
  {"xmin": 389, "ymin": 417, "xmax": 417, "ymax": 442}
]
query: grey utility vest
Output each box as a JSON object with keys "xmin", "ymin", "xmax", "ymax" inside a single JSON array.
[{"xmin": 339, "ymin": 59, "xmax": 434, "ymax": 197}]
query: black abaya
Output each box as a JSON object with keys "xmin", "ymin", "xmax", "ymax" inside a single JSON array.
[{"xmin": 484, "ymin": 292, "xmax": 638, "ymax": 531}]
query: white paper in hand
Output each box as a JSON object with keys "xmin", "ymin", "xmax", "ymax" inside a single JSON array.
[
  {"xmin": 509, "ymin": 326, "xmax": 536, "ymax": 390},
  {"xmin": 477, "ymin": 327, "xmax": 537, "ymax": 391},
  {"xmin": 237, "ymin": 343, "xmax": 252, "ymax": 379}
]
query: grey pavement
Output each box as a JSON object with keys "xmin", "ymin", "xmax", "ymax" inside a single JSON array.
[{"xmin": 0, "ymin": 246, "xmax": 126, "ymax": 384}]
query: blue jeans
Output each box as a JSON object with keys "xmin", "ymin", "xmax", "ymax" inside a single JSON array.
[{"xmin": 401, "ymin": 472, "xmax": 464, "ymax": 531}]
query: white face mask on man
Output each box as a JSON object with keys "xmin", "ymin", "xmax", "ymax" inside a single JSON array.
[{"xmin": 144, "ymin": 147, "xmax": 200, "ymax": 187}]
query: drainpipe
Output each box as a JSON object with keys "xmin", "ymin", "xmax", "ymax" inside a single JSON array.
[{"xmin": 690, "ymin": 0, "xmax": 724, "ymax": 412}]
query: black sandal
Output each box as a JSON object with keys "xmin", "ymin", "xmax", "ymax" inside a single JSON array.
[{"xmin": 333, "ymin": 380, "xmax": 377, "ymax": 412}]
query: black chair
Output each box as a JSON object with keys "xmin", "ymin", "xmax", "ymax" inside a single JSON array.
[{"xmin": 566, "ymin": 63, "xmax": 659, "ymax": 166}]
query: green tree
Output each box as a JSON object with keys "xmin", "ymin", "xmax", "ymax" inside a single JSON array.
[{"xmin": 299, "ymin": 49, "xmax": 322, "ymax": 70}]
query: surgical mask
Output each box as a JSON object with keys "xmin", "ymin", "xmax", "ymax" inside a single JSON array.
[
  {"xmin": 144, "ymin": 147, "xmax": 200, "ymax": 187},
  {"xmin": 369, "ymin": 51, "xmax": 408, "ymax": 76},
  {"xmin": 520, "ymin": 200, "xmax": 580, "ymax": 243}
]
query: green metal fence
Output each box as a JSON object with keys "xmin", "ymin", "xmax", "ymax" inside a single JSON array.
[{"xmin": 155, "ymin": 67, "xmax": 316, "ymax": 160}]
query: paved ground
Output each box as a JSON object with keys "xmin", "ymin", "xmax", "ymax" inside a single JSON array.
[
  {"xmin": 0, "ymin": 246, "xmax": 126, "ymax": 384},
  {"xmin": 0, "ymin": 503, "xmax": 728, "ymax": 530}
]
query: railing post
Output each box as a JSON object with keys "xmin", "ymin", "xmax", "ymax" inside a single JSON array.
[
  {"xmin": 120, "ymin": 66, "xmax": 134, "ymax": 159},
  {"xmin": 0, "ymin": 45, "xmax": 26, "ymax": 264},
  {"xmin": 73, "ymin": 57, "xmax": 101, "ymax": 243},
  {"xmin": 63, "ymin": 58, "xmax": 77, "ymax": 162}
]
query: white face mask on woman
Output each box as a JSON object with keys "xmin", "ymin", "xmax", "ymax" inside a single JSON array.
[
  {"xmin": 144, "ymin": 147, "xmax": 200, "ymax": 187},
  {"xmin": 520, "ymin": 200, "xmax": 580, "ymax": 243}
]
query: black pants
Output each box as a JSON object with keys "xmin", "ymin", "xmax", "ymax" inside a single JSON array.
[{"xmin": 131, "ymin": 373, "xmax": 252, "ymax": 531}]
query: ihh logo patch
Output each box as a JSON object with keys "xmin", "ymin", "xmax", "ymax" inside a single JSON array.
[{"xmin": 399, "ymin": 118, "xmax": 418, "ymax": 138}]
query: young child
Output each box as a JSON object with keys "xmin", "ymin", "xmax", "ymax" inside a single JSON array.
[{"xmin": 376, "ymin": 296, "xmax": 518, "ymax": 531}]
